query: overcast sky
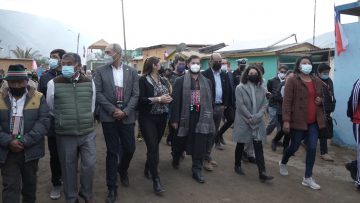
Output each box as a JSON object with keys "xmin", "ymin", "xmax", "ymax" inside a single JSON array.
[{"xmin": 1, "ymin": 0, "xmax": 358, "ymax": 49}]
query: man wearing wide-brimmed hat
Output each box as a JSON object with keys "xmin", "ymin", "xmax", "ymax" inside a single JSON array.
[{"xmin": 0, "ymin": 64, "xmax": 50, "ymax": 203}]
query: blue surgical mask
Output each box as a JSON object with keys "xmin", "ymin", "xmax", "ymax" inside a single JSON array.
[
  {"xmin": 49, "ymin": 58, "xmax": 59, "ymax": 69},
  {"xmin": 104, "ymin": 54, "xmax": 114, "ymax": 64},
  {"xmin": 300, "ymin": 64, "xmax": 312, "ymax": 75},
  {"xmin": 177, "ymin": 64, "xmax": 185, "ymax": 73},
  {"xmin": 320, "ymin": 74, "xmax": 329, "ymax": 80},
  {"xmin": 62, "ymin": 66, "xmax": 75, "ymax": 78}
]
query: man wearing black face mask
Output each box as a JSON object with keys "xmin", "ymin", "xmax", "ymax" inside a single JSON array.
[
  {"xmin": 0, "ymin": 64, "xmax": 50, "ymax": 203},
  {"xmin": 233, "ymin": 58, "xmax": 248, "ymax": 86},
  {"xmin": 202, "ymin": 53, "xmax": 232, "ymax": 171}
]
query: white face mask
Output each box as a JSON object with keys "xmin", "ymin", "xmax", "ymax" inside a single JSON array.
[
  {"xmin": 104, "ymin": 54, "xmax": 114, "ymax": 64},
  {"xmin": 278, "ymin": 72, "xmax": 286, "ymax": 80},
  {"xmin": 190, "ymin": 64, "xmax": 200, "ymax": 73},
  {"xmin": 300, "ymin": 64, "xmax": 313, "ymax": 75},
  {"xmin": 221, "ymin": 65, "xmax": 227, "ymax": 72}
]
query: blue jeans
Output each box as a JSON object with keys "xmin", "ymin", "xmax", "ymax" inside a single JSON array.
[
  {"xmin": 102, "ymin": 122, "xmax": 135, "ymax": 191},
  {"xmin": 266, "ymin": 106, "xmax": 280, "ymax": 135},
  {"xmin": 282, "ymin": 123, "xmax": 319, "ymax": 178}
]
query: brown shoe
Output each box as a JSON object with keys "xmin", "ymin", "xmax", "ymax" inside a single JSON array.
[
  {"xmin": 203, "ymin": 161, "xmax": 214, "ymax": 171},
  {"xmin": 320, "ymin": 153, "xmax": 334, "ymax": 161}
]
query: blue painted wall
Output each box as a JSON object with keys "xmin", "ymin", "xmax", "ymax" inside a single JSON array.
[
  {"xmin": 333, "ymin": 21, "xmax": 360, "ymax": 148},
  {"xmin": 201, "ymin": 55, "xmax": 278, "ymax": 81}
]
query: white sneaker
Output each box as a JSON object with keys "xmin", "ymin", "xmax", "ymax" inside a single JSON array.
[
  {"xmin": 279, "ymin": 161, "xmax": 288, "ymax": 176},
  {"xmin": 302, "ymin": 177, "xmax": 321, "ymax": 190},
  {"xmin": 50, "ymin": 186, "xmax": 61, "ymax": 200}
]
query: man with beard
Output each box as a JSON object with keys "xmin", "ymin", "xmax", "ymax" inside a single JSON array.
[{"xmin": 170, "ymin": 55, "xmax": 215, "ymax": 183}]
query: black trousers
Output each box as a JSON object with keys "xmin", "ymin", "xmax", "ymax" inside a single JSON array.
[
  {"xmin": 235, "ymin": 140, "xmax": 266, "ymax": 174},
  {"xmin": 166, "ymin": 121, "xmax": 176, "ymax": 144},
  {"xmin": 217, "ymin": 107, "xmax": 235, "ymax": 139},
  {"xmin": 1, "ymin": 152, "xmax": 39, "ymax": 203},
  {"xmin": 48, "ymin": 136, "xmax": 62, "ymax": 186},
  {"xmin": 102, "ymin": 122, "xmax": 135, "ymax": 191},
  {"xmin": 139, "ymin": 113, "xmax": 167, "ymax": 180},
  {"xmin": 272, "ymin": 115, "xmax": 291, "ymax": 151}
]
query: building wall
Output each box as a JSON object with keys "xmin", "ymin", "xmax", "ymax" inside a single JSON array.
[
  {"xmin": 333, "ymin": 21, "xmax": 360, "ymax": 148},
  {"xmin": 0, "ymin": 58, "xmax": 33, "ymax": 73},
  {"xmin": 201, "ymin": 55, "xmax": 278, "ymax": 81}
]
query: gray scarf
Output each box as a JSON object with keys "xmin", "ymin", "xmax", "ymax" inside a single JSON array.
[{"xmin": 177, "ymin": 72, "xmax": 215, "ymax": 137}]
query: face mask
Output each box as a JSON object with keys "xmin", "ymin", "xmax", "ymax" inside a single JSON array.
[
  {"xmin": 248, "ymin": 75, "xmax": 260, "ymax": 83},
  {"xmin": 278, "ymin": 72, "xmax": 286, "ymax": 80},
  {"xmin": 190, "ymin": 64, "xmax": 200, "ymax": 74},
  {"xmin": 104, "ymin": 54, "xmax": 114, "ymax": 64},
  {"xmin": 9, "ymin": 87, "xmax": 26, "ymax": 97},
  {"xmin": 158, "ymin": 65, "xmax": 165, "ymax": 75},
  {"xmin": 49, "ymin": 58, "xmax": 59, "ymax": 69},
  {"xmin": 221, "ymin": 65, "xmax": 227, "ymax": 72},
  {"xmin": 320, "ymin": 74, "xmax": 329, "ymax": 80},
  {"xmin": 62, "ymin": 66, "xmax": 75, "ymax": 78},
  {"xmin": 300, "ymin": 64, "xmax": 312, "ymax": 75},
  {"xmin": 177, "ymin": 64, "xmax": 186, "ymax": 74},
  {"xmin": 212, "ymin": 62, "xmax": 221, "ymax": 71}
]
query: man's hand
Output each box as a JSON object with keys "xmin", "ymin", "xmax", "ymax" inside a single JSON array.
[
  {"xmin": 171, "ymin": 122, "xmax": 178, "ymax": 130},
  {"xmin": 315, "ymin": 96, "xmax": 323, "ymax": 105},
  {"xmin": 8, "ymin": 139, "xmax": 24, "ymax": 153},
  {"xmin": 113, "ymin": 108, "xmax": 127, "ymax": 120}
]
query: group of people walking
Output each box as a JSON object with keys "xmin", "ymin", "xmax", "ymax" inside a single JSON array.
[{"xmin": 0, "ymin": 43, "xmax": 359, "ymax": 203}]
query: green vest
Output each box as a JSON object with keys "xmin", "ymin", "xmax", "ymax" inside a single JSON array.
[{"xmin": 54, "ymin": 75, "xmax": 94, "ymax": 136}]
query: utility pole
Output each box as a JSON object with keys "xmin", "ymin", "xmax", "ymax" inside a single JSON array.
[
  {"xmin": 313, "ymin": 0, "xmax": 317, "ymax": 45},
  {"xmin": 121, "ymin": 0, "xmax": 128, "ymax": 64},
  {"xmin": 77, "ymin": 33, "xmax": 80, "ymax": 54}
]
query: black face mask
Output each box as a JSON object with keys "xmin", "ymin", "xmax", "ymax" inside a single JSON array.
[
  {"xmin": 240, "ymin": 65, "xmax": 246, "ymax": 72},
  {"xmin": 9, "ymin": 87, "xmax": 26, "ymax": 97},
  {"xmin": 158, "ymin": 65, "xmax": 165, "ymax": 75},
  {"xmin": 248, "ymin": 75, "xmax": 260, "ymax": 83},
  {"xmin": 212, "ymin": 62, "xmax": 222, "ymax": 71}
]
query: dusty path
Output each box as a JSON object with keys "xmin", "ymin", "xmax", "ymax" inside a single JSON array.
[{"xmin": 1, "ymin": 123, "xmax": 359, "ymax": 203}]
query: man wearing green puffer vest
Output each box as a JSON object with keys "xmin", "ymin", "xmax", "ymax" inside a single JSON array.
[{"xmin": 46, "ymin": 53, "xmax": 96, "ymax": 203}]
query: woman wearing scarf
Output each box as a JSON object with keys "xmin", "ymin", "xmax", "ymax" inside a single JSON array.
[{"xmin": 232, "ymin": 65, "xmax": 274, "ymax": 182}]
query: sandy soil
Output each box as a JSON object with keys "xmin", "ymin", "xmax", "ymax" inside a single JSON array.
[{"xmin": 1, "ymin": 123, "xmax": 359, "ymax": 203}]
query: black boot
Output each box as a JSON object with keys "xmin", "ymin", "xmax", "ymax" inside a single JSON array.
[
  {"xmin": 106, "ymin": 190, "xmax": 117, "ymax": 203},
  {"xmin": 153, "ymin": 178, "xmax": 165, "ymax": 195},
  {"xmin": 192, "ymin": 171, "xmax": 205, "ymax": 183},
  {"xmin": 234, "ymin": 166, "xmax": 245, "ymax": 175},
  {"xmin": 259, "ymin": 171, "xmax": 274, "ymax": 182}
]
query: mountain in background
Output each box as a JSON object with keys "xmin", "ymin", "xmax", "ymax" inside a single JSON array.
[{"xmin": 0, "ymin": 9, "xmax": 97, "ymax": 62}]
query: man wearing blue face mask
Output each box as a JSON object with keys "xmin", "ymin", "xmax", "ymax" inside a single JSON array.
[
  {"xmin": 165, "ymin": 55, "xmax": 186, "ymax": 146},
  {"xmin": 317, "ymin": 63, "xmax": 336, "ymax": 162},
  {"xmin": 46, "ymin": 53, "xmax": 96, "ymax": 203},
  {"xmin": 37, "ymin": 48, "xmax": 66, "ymax": 200}
]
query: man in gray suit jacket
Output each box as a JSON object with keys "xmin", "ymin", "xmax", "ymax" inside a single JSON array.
[{"xmin": 94, "ymin": 44, "xmax": 139, "ymax": 203}]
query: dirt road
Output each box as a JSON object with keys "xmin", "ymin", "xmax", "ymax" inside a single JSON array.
[{"xmin": 1, "ymin": 123, "xmax": 359, "ymax": 202}]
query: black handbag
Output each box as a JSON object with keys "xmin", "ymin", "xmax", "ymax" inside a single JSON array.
[{"xmin": 319, "ymin": 114, "xmax": 334, "ymax": 139}]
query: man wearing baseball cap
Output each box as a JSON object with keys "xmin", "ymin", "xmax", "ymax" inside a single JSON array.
[{"xmin": 0, "ymin": 64, "xmax": 50, "ymax": 203}]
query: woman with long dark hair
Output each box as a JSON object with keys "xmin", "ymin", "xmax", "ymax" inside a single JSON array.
[
  {"xmin": 232, "ymin": 65, "xmax": 274, "ymax": 182},
  {"xmin": 279, "ymin": 56, "xmax": 326, "ymax": 190},
  {"xmin": 138, "ymin": 56, "xmax": 172, "ymax": 195}
]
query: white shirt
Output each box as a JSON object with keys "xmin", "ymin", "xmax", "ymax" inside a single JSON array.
[
  {"xmin": 10, "ymin": 92, "xmax": 27, "ymax": 117},
  {"xmin": 46, "ymin": 78, "xmax": 96, "ymax": 116},
  {"xmin": 212, "ymin": 69, "xmax": 223, "ymax": 104},
  {"xmin": 112, "ymin": 64, "xmax": 124, "ymax": 87}
]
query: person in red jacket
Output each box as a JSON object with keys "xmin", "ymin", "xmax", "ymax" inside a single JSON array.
[{"xmin": 346, "ymin": 79, "xmax": 360, "ymax": 190}]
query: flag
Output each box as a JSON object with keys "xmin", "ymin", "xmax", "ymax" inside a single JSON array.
[{"xmin": 335, "ymin": 7, "xmax": 349, "ymax": 56}]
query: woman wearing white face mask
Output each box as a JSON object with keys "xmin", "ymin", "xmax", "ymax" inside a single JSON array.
[{"xmin": 279, "ymin": 56, "xmax": 326, "ymax": 190}]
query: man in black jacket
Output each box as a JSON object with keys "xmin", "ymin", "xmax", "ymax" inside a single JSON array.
[
  {"xmin": 266, "ymin": 65, "xmax": 288, "ymax": 136},
  {"xmin": 202, "ymin": 53, "xmax": 232, "ymax": 171},
  {"xmin": 37, "ymin": 48, "xmax": 66, "ymax": 200}
]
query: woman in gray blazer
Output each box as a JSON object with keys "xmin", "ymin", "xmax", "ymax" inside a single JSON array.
[{"xmin": 232, "ymin": 66, "xmax": 274, "ymax": 182}]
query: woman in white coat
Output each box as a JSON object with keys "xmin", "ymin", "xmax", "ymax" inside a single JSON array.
[{"xmin": 232, "ymin": 65, "xmax": 273, "ymax": 182}]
